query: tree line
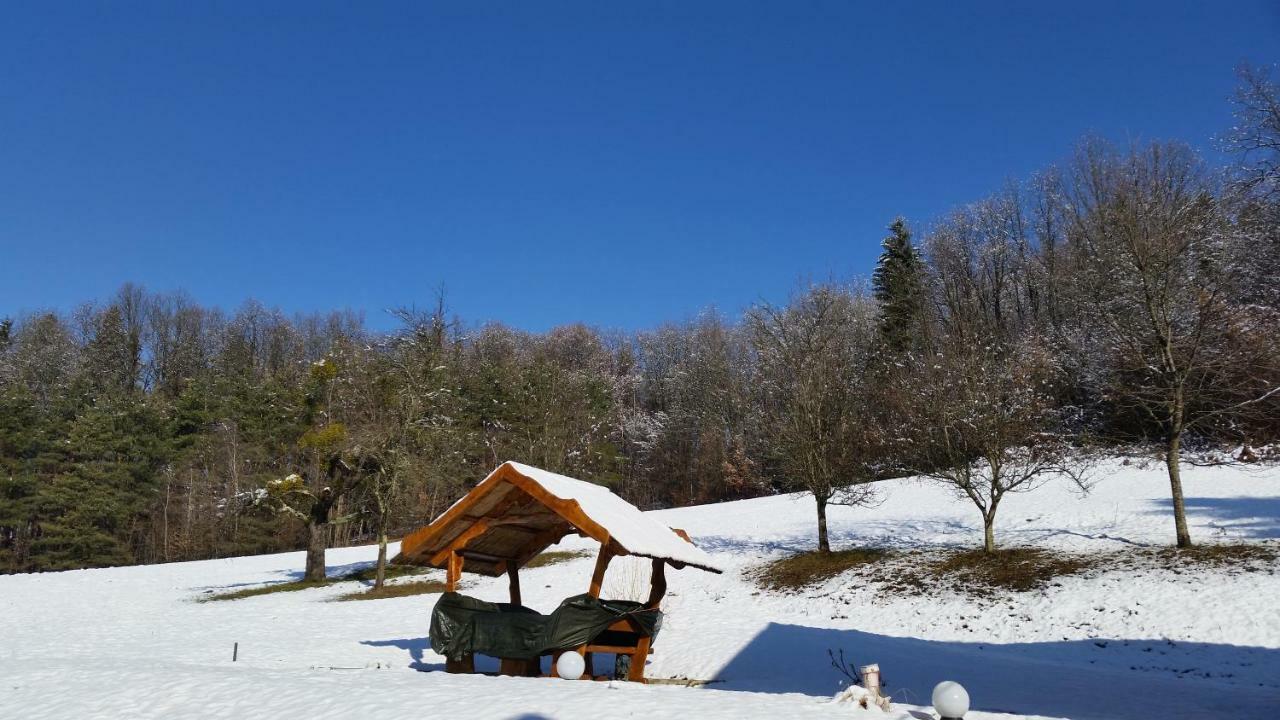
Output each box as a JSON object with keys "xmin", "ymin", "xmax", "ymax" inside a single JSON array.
[{"xmin": 2, "ymin": 66, "xmax": 1278, "ymax": 576}]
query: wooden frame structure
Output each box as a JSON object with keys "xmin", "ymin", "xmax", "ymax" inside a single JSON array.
[{"xmin": 395, "ymin": 461, "xmax": 722, "ymax": 682}]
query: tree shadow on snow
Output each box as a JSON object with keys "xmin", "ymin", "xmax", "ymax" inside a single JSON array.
[
  {"xmin": 1146, "ymin": 495, "xmax": 1280, "ymax": 539},
  {"xmin": 360, "ymin": 637, "xmax": 447, "ymax": 672},
  {"xmin": 194, "ymin": 560, "xmax": 381, "ymax": 593},
  {"xmin": 282, "ymin": 559, "xmax": 379, "ymax": 581},
  {"xmin": 361, "ymin": 638, "xmax": 553, "ymax": 676},
  {"xmin": 713, "ymin": 623, "xmax": 1280, "ymax": 720},
  {"xmin": 695, "ymin": 519, "xmax": 977, "ymax": 556}
]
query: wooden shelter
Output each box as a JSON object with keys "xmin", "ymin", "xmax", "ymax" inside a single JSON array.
[{"xmin": 395, "ymin": 461, "xmax": 724, "ymax": 681}]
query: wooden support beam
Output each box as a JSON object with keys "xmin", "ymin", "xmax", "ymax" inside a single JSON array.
[
  {"xmin": 429, "ymin": 519, "xmax": 491, "ymax": 566},
  {"xmin": 446, "ymin": 653, "xmax": 475, "ymax": 674},
  {"xmin": 456, "ymin": 549, "xmax": 518, "ymax": 564},
  {"xmin": 507, "ymin": 562, "xmax": 522, "ymax": 606},
  {"xmin": 493, "ymin": 523, "xmax": 543, "ymax": 535},
  {"xmin": 509, "ymin": 521, "xmax": 573, "ymax": 569},
  {"xmin": 627, "ymin": 635, "xmax": 652, "ymax": 682},
  {"xmin": 445, "ymin": 551, "xmax": 463, "ymax": 592},
  {"xmin": 646, "ymin": 559, "xmax": 667, "ymax": 609},
  {"xmin": 587, "ymin": 541, "xmax": 614, "ymax": 598}
]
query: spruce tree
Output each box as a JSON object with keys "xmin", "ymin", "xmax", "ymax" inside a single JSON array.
[{"xmin": 871, "ymin": 218, "xmax": 925, "ymax": 353}]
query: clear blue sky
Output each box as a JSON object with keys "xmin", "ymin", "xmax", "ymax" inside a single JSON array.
[{"xmin": 2, "ymin": 2, "xmax": 1277, "ymax": 332}]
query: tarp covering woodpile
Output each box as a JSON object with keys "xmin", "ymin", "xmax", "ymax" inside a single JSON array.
[
  {"xmin": 429, "ymin": 592, "xmax": 663, "ymax": 662},
  {"xmin": 394, "ymin": 461, "xmax": 724, "ymax": 575}
]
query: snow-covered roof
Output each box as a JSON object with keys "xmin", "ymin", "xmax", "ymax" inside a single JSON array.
[
  {"xmin": 396, "ymin": 461, "xmax": 724, "ymax": 575},
  {"xmin": 503, "ymin": 462, "xmax": 723, "ymax": 572}
]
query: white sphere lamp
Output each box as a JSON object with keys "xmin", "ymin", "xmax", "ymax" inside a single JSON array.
[
  {"xmin": 555, "ymin": 651, "xmax": 586, "ymax": 680},
  {"xmin": 932, "ymin": 680, "xmax": 970, "ymax": 719}
]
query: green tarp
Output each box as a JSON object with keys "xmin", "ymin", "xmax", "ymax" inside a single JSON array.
[{"xmin": 429, "ymin": 591, "xmax": 663, "ymax": 662}]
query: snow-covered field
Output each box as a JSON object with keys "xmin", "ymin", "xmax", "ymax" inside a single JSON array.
[{"xmin": 3, "ymin": 458, "xmax": 1279, "ymax": 720}]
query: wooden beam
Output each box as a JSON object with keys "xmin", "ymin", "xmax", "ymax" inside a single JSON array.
[
  {"xmin": 491, "ymin": 522, "xmax": 543, "ymax": 535},
  {"xmin": 588, "ymin": 541, "xmax": 614, "ymax": 598},
  {"xmin": 508, "ymin": 521, "xmax": 573, "ymax": 569},
  {"xmin": 627, "ymin": 635, "xmax": 652, "ymax": 682},
  {"xmin": 646, "ymin": 559, "xmax": 667, "ymax": 609},
  {"xmin": 429, "ymin": 519, "xmax": 491, "ymax": 566},
  {"xmin": 507, "ymin": 562, "xmax": 522, "ymax": 606},
  {"xmin": 445, "ymin": 551, "xmax": 464, "ymax": 592},
  {"xmin": 456, "ymin": 549, "xmax": 518, "ymax": 564},
  {"xmin": 397, "ymin": 467, "xmax": 514, "ymax": 562},
  {"xmin": 500, "ymin": 466, "xmax": 614, "ymax": 546}
]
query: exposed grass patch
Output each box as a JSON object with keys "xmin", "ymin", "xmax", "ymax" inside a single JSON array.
[
  {"xmin": 753, "ymin": 548, "xmax": 891, "ymax": 591},
  {"xmin": 525, "ymin": 550, "xmax": 592, "ymax": 568},
  {"xmin": 335, "ymin": 579, "xmax": 449, "ymax": 602},
  {"xmin": 754, "ymin": 541, "xmax": 1278, "ymax": 600},
  {"xmin": 201, "ymin": 563, "xmax": 434, "ymax": 602},
  {"xmin": 344, "ymin": 564, "xmax": 430, "ymax": 583},
  {"xmin": 927, "ymin": 548, "xmax": 1089, "ymax": 594},
  {"xmin": 199, "ymin": 579, "xmax": 334, "ymax": 602},
  {"xmin": 1150, "ymin": 543, "xmax": 1277, "ymax": 569},
  {"xmin": 753, "ymin": 546, "xmax": 1088, "ymax": 598}
]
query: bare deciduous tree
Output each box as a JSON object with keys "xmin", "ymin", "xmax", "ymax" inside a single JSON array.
[
  {"xmin": 1059, "ymin": 139, "xmax": 1280, "ymax": 547},
  {"xmin": 901, "ymin": 337, "xmax": 1083, "ymax": 552},
  {"xmin": 1227, "ymin": 63, "xmax": 1280, "ymax": 200},
  {"xmin": 748, "ymin": 284, "xmax": 886, "ymax": 553}
]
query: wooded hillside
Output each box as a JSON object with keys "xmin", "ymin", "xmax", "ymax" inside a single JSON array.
[{"xmin": 3, "ymin": 67, "xmax": 1278, "ymax": 572}]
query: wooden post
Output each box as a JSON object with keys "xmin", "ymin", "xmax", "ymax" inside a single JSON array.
[
  {"xmin": 500, "ymin": 563, "xmax": 526, "ymax": 681},
  {"xmin": 646, "ymin": 559, "xmax": 667, "ymax": 609},
  {"xmin": 626, "ymin": 635, "xmax": 651, "ymax": 683},
  {"xmin": 446, "ymin": 550, "xmax": 463, "ymax": 592},
  {"xmin": 447, "ymin": 653, "xmax": 475, "ymax": 674},
  {"xmin": 507, "ymin": 562, "xmax": 522, "ymax": 606},
  {"xmin": 587, "ymin": 542, "xmax": 614, "ymax": 598}
]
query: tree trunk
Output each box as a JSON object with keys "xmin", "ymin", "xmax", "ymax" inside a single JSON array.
[
  {"xmin": 374, "ymin": 529, "xmax": 388, "ymax": 590},
  {"xmin": 1166, "ymin": 433, "xmax": 1193, "ymax": 548},
  {"xmin": 304, "ymin": 521, "xmax": 328, "ymax": 581},
  {"xmin": 815, "ymin": 495, "xmax": 830, "ymax": 553},
  {"xmin": 983, "ymin": 514, "xmax": 996, "ymax": 553}
]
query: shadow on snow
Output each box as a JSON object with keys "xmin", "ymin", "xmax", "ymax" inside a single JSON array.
[
  {"xmin": 360, "ymin": 637, "xmax": 446, "ymax": 672},
  {"xmin": 713, "ymin": 623, "xmax": 1280, "ymax": 720},
  {"xmin": 192, "ymin": 559, "xmax": 383, "ymax": 593},
  {"xmin": 1147, "ymin": 495, "xmax": 1280, "ymax": 540}
]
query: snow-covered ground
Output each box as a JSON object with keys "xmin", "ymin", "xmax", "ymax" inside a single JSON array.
[{"xmin": 2, "ymin": 458, "xmax": 1278, "ymax": 719}]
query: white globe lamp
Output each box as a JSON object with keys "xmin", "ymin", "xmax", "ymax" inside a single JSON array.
[
  {"xmin": 555, "ymin": 652, "xmax": 586, "ymax": 680},
  {"xmin": 932, "ymin": 680, "xmax": 969, "ymax": 719}
]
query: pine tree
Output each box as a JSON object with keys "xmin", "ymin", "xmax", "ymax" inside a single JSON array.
[{"xmin": 871, "ymin": 218, "xmax": 926, "ymax": 353}]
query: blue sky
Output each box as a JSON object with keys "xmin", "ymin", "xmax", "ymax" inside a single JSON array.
[{"xmin": 2, "ymin": 2, "xmax": 1277, "ymax": 332}]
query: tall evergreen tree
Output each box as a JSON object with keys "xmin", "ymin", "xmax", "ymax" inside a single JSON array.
[{"xmin": 871, "ymin": 218, "xmax": 926, "ymax": 353}]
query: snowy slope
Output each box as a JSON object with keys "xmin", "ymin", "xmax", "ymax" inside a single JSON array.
[{"xmin": 2, "ymin": 458, "xmax": 1278, "ymax": 720}]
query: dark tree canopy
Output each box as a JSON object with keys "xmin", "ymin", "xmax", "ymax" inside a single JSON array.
[{"xmin": 871, "ymin": 218, "xmax": 927, "ymax": 353}]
